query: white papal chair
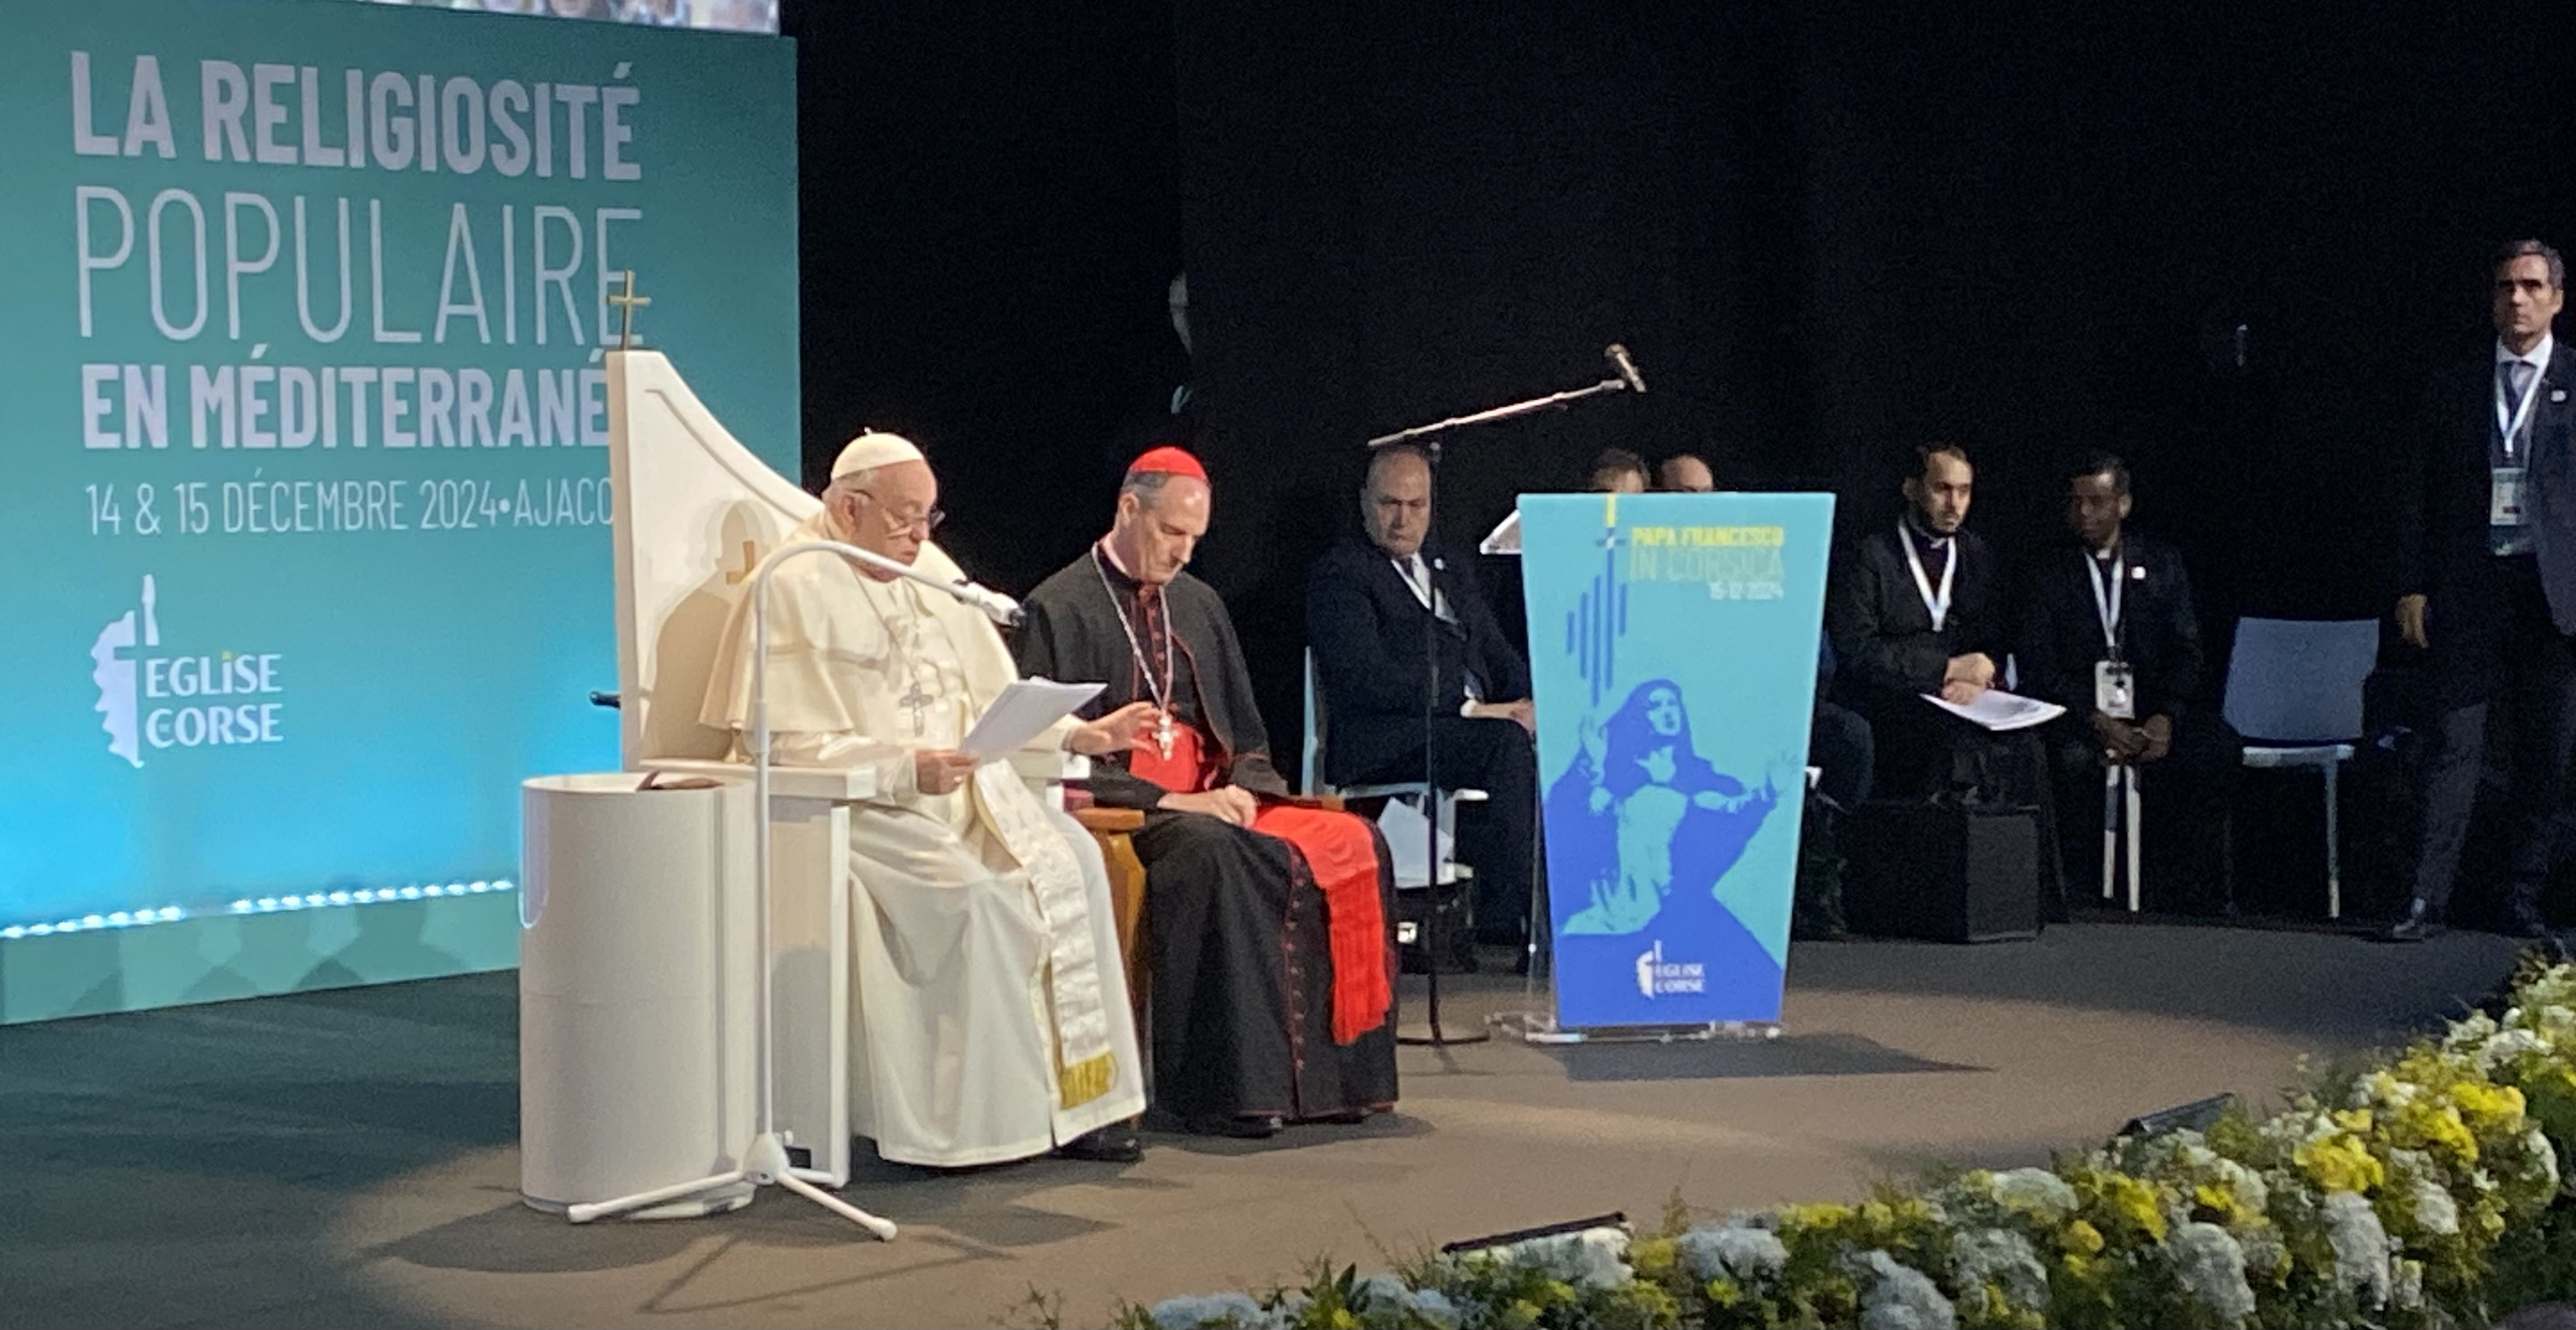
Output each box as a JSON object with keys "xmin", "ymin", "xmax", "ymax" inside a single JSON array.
[{"xmin": 602, "ymin": 349, "xmax": 1092, "ymax": 1187}]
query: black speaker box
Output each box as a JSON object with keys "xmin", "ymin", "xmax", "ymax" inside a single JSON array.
[
  {"xmin": 1394, "ymin": 880, "xmax": 1476, "ymax": 973},
  {"xmin": 1846, "ymin": 800, "xmax": 2043, "ymax": 943}
]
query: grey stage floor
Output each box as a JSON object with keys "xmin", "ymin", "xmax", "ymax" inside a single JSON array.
[{"xmin": 0, "ymin": 922, "xmax": 2534, "ymax": 1330}]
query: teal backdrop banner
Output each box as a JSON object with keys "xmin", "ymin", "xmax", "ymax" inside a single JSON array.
[
  {"xmin": 0, "ymin": 0, "xmax": 797, "ymax": 1021},
  {"xmin": 1519, "ymin": 492, "xmax": 1834, "ymax": 1030}
]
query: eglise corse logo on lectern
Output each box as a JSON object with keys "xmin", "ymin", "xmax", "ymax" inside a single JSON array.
[{"xmin": 89, "ymin": 575, "xmax": 287, "ymax": 768}]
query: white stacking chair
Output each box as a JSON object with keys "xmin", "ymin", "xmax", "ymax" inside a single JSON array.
[
  {"xmin": 2103, "ymin": 764, "xmax": 2143, "ymax": 913},
  {"xmin": 2220, "ymin": 617, "xmax": 2380, "ymax": 920},
  {"xmin": 1300, "ymin": 649, "xmax": 1482, "ymax": 893}
]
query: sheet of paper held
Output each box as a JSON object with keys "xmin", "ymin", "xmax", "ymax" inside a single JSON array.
[
  {"xmin": 960, "ymin": 679, "xmax": 1107, "ymax": 761},
  {"xmin": 1919, "ymin": 688, "xmax": 2066, "ymax": 732}
]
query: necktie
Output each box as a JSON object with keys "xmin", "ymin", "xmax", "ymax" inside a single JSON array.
[{"xmin": 2504, "ymin": 358, "xmax": 2536, "ymax": 417}]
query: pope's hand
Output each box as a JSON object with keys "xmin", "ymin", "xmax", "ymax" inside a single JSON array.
[
  {"xmin": 913, "ymin": 749, "xmax": 979, "ymax": 795},
  {"xmin": 1070, "ymin": 702, "xmax": 1164, "ymax": 757},
  {"xmin": 1163, "ymin": 786, "xmax": 1257, "ymax": 827}
]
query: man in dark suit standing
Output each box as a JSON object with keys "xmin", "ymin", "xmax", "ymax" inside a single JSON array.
[
  {"xmin": 2018, "ymin": 452, "xmax": 2241, "ymax": 909},
  {"xmin": 2389, "ymin": 240, "xmax": 2573, "ymax": 945},
  {"xmin": 1307, "ymin": 444, "xmax": 1538, "ymax": 945}
]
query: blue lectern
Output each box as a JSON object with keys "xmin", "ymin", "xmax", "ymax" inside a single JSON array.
[{"xmin": 1512, "ymin": 491, "xmax": 1835, "ymax": 1033}]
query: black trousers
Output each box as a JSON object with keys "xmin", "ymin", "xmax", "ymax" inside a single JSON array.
[
  {"xmin": 2041, "ymin": 710, "xmax": 2242, "ymax": 912},
  {"xmin": 1344, "ymin": 715, "xmax": 1538, "ymax": 943},
  {"xmin": 1860, "ymin": 695, "xmax": 2067, "ymax": 913},
  {"xmin": 2411, "ymin": 557, "xmax": 2576, "ymax": 920},
  {"xmin": 1811, "ymin": 700, "xmax": 1876, "ymax": 809}
]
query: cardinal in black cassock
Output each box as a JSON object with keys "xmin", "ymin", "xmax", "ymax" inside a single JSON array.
[{"xmin": 1013, "ymin": 447, "xmax": 1399, "ymax": 1136}]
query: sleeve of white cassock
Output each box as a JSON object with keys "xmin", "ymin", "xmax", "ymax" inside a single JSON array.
[{"xmin": 765, "ymin": 731, "xmax": 922, "ymax": 803}]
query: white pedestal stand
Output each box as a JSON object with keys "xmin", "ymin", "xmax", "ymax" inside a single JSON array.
[{"xmin": 520, "ymin": 772, "xmax": 763, "ymax": 1219}]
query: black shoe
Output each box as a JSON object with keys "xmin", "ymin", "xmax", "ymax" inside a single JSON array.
[
  {"xmin": 2383, "ymin": 901, "xmax": 2442, "ymax": 943},
  {"xmin": 1054, "ymin": 1124, "xmax": 1142, "ymax": 1163},
  {"xmin": 1184, "ymin": 1113, "xmax": 1282, "ymax": 1140}
]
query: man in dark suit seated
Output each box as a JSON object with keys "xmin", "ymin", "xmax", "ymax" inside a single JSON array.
[
  {"xmin": 1307, "ymin": 444, "xmax": 1538, "ymax": 945},
  {"xmin": 1828, "ymin": 443, "xmax": 2012, "ymax": 792},
  {"xmin": 1827, "ymin": 442, "xmax": 2063, "ymax": 907},
  {"xmin": 2016, "ymin": 451, "xmax": 2241, "ymax": 911}
]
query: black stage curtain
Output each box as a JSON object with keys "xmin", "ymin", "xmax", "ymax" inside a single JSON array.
[{"xmin": 790, "ymin": 1, "xmax": 2575, "ymax": 748}]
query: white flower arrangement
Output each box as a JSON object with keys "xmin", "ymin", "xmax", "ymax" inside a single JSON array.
[
  {"xmin": 1850, "ymin": 1249, "xmax": 1956, "ymax": 1330},
  {"xmin": 1112, "ymin": 962, "xmax": 2576, "ymax": 1330}
]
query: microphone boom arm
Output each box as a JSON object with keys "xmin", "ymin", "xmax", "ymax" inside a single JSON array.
[
  {"xmin": 1367, "ymin": 376, "xmax": 1629, "ymax": 449},
  {"xmin": 1367, "ymin": 345, "xmax": 1640, "ymax": 449},
  {"xmin": 755, "ymin": 539, "xmax": 1024, "ymax": 627}
]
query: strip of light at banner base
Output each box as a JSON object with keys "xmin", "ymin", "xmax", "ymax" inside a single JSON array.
[{"xmin": 0, "ymin": 879, "xmax": 516, "ymax": 940}]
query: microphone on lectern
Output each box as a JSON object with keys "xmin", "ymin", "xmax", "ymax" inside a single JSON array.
[{"xmin": 1606, "ymin": 343, "xmax": 1646, "ymax": 394}]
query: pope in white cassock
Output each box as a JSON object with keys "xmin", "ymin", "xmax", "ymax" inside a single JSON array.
[{"xmin": 700, "ymin": 431, "xmax": 1157, "ymax": 1167}]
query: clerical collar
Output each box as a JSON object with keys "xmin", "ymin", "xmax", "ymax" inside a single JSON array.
[
  {"xmin": 1093, "ymin": 540, "xmax": 1150, "ymax": 595},
  {"xmin": 2091, "ymin": 534, "xmax": 2124, "ymax": 562},
  {"xmin": 1901, "ymin": 514, "xmax": 1954, "ymax": 550}
]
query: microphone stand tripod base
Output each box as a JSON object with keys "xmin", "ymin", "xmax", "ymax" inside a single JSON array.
[{"xmin": 565, "ymin": 1132, "xmax": 900, "ymax": 1239}]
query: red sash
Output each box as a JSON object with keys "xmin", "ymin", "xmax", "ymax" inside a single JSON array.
[{"xmin": 1131, "ymin": 724, "xmax": 1391, "ymax": 1044}]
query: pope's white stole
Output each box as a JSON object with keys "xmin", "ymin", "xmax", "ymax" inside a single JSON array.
[{"xmin": 969, "ymin": 746, "xmax": 1117, "ymax": 1110}]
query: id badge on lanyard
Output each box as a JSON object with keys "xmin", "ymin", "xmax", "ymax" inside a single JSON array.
[
  {"xmin": 2089, "ymin": 553, "xmax": 2135, "ymax": 720},
  {"xmin": 2495, "ymin": 359, "xmax": 2543, "ymax": 527},
  {"xmin": 2494, "ymin": 468, "xmax": 2527, "ymax": 527}
]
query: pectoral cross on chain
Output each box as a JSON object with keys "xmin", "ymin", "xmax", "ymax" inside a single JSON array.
[
  {"xmin": 608, "ymin": 270, "xmax": 650, "ymax": 350},
  {"xmin": 898, "ymin": 677, "xmax": 937, "ymax": 736}
]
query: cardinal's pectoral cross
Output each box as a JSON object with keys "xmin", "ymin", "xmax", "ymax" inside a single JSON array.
[{"xmin": 1154, "ymin": 710, "xmax": 1176, "ymax": 761}]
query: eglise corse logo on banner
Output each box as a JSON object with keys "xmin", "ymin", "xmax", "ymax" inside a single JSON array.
[{"xmin": 89, "ymin": 574, "xmax": 286, "ymax": 767}]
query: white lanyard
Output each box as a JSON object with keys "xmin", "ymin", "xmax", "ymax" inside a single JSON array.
[
  {"xmin": 2497, "ymin": 355, "xmax": 2544, "ymax": 460},
  {"xmin": 1899, "ymin": 522, "xmax": 1956, "ymax": 632},
  {"xmin": 2085, "ymin": 550, "xmax": 2125, "ymax": 654}
]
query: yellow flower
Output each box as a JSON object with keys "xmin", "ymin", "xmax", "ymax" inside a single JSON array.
[
  {"xmin": 2294, "ymin": 1134, "xmax": 2386, "ymax": 1194},
  {"xmin": 2064, "ymin": 1219, "xmax": 2105, "ymax": 1256},
  {"xmin": 2334, "ymin": 1108, "xmax": 2375, "ymax": 1134},
  {"xmin": 1776, "ymin": 1202, "xmax": 1853, "ymax": 1233},
  {"xmin": 2396, "ymin": 1101, "xmax": 2480, "ymax": 1164},
  {"xmin": 1703, "ymin": 1278, "xmax": 1744, "ymax": 1309},
  {"xmin": 2450, "ymin": 1081, "xmax": 2526, "ymax": 1132},
  {"xmin": 2099, "ymin": 1174, "xmax": 2168, "ymax": 1241}
]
